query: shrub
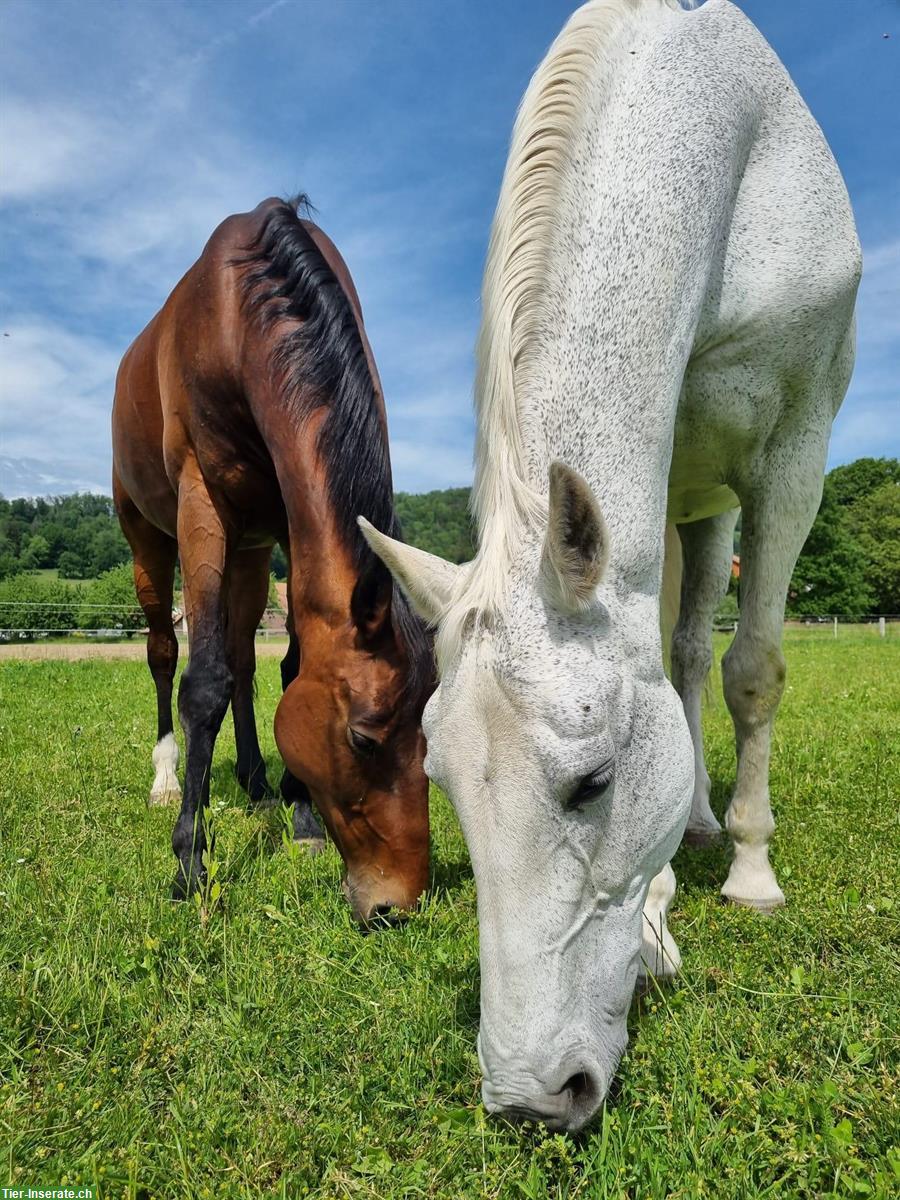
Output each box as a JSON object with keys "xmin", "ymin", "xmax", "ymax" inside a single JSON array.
[
  {"xmin": 0, "ymin": 573, "xmax": 81, "ymax": 639},
  {"xmin": 78, "ymin": 563, "xmax": 144, "ymax": 632}
]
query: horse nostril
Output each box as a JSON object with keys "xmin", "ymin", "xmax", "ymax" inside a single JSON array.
[
  {"xmin": 363, "ymin": 903, "xmax": 406, "ymax": 929},
  {"xmin": 561, "ymin": 1069, "xmax": 599, "ymax": 1108}
]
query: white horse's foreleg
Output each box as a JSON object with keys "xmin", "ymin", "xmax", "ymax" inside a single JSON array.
[
  {"xmin": 150, "ymin": 732, "xmax": 182, "ymax": 806},
  {"xmin": 640, "ymin": 863, "xmax": 681, "ymax": 980},
  {"xmin": 671, "ymin": 511, "xmax": 739, "ymax": 845},
  {"xmin": 721, "ymin": 443, "xmax": 827, "ymax": 910}
]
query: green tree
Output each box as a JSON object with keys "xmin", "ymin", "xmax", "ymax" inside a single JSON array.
[
  {"xmin": 394, "ymin": 488, "xmax": 476, "ymax": 563},
  {"xmin": 58, "ymin": 549, "xmax": 90, "ymax": 579},
  {"xmin": 89, "ymin": 526, "xmax": 129, "ymax": 575},
  {"xmin": 271, "ymin": 543, "xmax": 288, "ymax": 580},
  {"xmin": 22, "ymin": 534, "xmax": 50, "ymax": 570},
  {"xmin": 788, "ymin": 479, "xmax": 871, "ymax": 618},
  {"xmin": 828, "ymin": 457, "xmax": 900, "ymax": 509},
  {"xmin": 847, "ymin": 481, "xmax": 900, "ymax": 614}
]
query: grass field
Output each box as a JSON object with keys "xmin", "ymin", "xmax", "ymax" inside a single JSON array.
[{"xmin": 1, "ymin": 632, "xmax": 898, "ymax": 1198}]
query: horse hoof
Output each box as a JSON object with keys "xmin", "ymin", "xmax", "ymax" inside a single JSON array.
[
  {"xmin": 248, "ymin": 791, "xmax": 279, "ymax": 810},
  {"xmin": 149, "ymin": 787, "xmax": 181, "ymax": 807},
  {"xmin": 723, "ymin": 892, "xmax": 785, "ymax": 914},
  {"xmin": 171, "ymin": 869, "xmax": 204, "ymax": 901},
  {"xmin": 634, "ymin": 970, "xmax": 677, "ymax": 997},
  {"xmin": 294, "ymin": 837, "xmax": 326, "ymax": 856},
  {"xmin": 682, "ymin": 826, "xmax": 723, "ymax": 848}
]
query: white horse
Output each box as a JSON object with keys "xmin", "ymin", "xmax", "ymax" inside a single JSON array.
[{"xmin": 363, "ymin": 0, "xmax": 860, "ymax": 1131}]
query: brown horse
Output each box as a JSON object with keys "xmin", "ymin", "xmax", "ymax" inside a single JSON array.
[{"xmin": 111, "ymin": 196, "xmax": 432, "ymax": 921}]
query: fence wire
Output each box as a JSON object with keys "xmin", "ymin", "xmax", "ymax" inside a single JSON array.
[{"xmin": 1, "ymin": 602, "xmax": 896, "ymax": 641}]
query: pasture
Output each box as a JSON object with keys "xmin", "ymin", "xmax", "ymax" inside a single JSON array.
[{"xmin": 1, "ymin": 631, "xmax": 897, "ymax": 1198}]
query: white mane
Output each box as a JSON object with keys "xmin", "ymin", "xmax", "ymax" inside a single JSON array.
[{"xmin": 439, "ymin": 0, "xmax": 680, "ymax": 666}]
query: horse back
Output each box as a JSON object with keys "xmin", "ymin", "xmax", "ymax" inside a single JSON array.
[
  {"xmin": 666, "ymin": 1, "xmax": 861, "ymax": 521},
  {"xmin": 112, "ymin": 199, "xmax": 303, "ymax": 540}
]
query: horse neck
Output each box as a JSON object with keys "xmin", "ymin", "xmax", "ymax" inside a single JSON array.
[
  {"xmin": 285, "ymin": 520, "xmax": 358, "ymax": 646},
  {"xmin": 254, "ymin": 407, "xmax": 361, "ymax": 649},
  {"xmin": 474, "ymin": 10, "xmax": 741, "ymax": 605}
]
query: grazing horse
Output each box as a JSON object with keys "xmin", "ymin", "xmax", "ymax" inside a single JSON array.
[
  {"xmin": 364, "ymin": 0, "xmax": 860, "ymax": 1129},
  {"xmin": 112, "ymin": 197, "xmax": 432, "ymax": 921}
]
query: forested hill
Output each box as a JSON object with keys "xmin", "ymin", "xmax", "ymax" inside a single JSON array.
[
  {"xmin": 0, "ymin": 494, "xmax": 129, "ymax": 580},
  {"xmin": 394, "ymin": 487, "xmax": 476, "ymax": 564},
  {"xmin": 1, "ymin": 459, "xmax": 898, "ymax": 615},
  {"xmin": 0, "ymin": 488, "xmax": 478, "ymax": 581}
]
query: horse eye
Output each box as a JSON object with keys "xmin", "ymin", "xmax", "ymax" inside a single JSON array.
[
  {"xmin": 348, "ymin": 727, "xmax": 378, "ymax": 757},
  {"xmin": 566, "ymin": 763, "xmax": 615, "ymax": 811}
]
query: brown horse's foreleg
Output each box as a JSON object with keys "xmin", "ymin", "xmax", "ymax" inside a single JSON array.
[
  {"xmin": 278, "ymin": 578, "xmax": 326, "ymax": 851},
  {"xmin": 114, "ymin": 478, "xmax": 181, "ymax": 807},
  {"xmin": 172, "ymin": 460, "xmax": 232, "ymax": 899},
  {"xmin": 226, "ymin": 546, "xmax": 275, "ymax": 804}
]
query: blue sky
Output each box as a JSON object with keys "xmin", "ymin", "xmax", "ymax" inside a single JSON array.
[{"xmin": 0, "ymin": 0, "xmax": 897, "ymax": 497}]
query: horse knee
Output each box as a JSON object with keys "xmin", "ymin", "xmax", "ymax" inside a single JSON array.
[
  {"xmin": 148, "ymin": 628, "xmax": 178, "ymax": 680},
  {"xmin": 178, "ymin": 658, "xmax": 232, "ymax": 731},
  {"xmin": 722, "ymin": 639, "xmax": 786, "ymax": 729}
]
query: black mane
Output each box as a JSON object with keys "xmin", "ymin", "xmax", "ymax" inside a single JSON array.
[{"xmin": 236, "ymin": 196, "xmax": 432, "ymax": 706}]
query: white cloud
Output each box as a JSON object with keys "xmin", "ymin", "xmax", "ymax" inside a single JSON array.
[
  {"xmin": 389, "ymin": 436, "xmax": 474, "ymax": 494},
  {"xmin": 0, "ymin": 99, "xmax": 118, "ymax": 200},
  {"xmin": 0, "ymin": 319, "xmax": 119, "ymax": 490},
  {"xmin": 1, "ymin": 0, "xmax": 894, "ymax": 504}
]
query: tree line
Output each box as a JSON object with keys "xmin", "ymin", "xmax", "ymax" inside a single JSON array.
[
  {"xmin": 1, "ymin": 459, "xmax": 897, "ymax": 625},
  {"xmin": 0, "ymin": 493, "xmax": 130, "ymax": 580},
  {"xmin": 789, "ymin": 457, "xmax": 899, "ymax": 616}
]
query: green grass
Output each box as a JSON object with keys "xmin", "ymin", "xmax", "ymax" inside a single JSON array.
[{"xmin": 1, "ymin": 632, "xmax": 898, "ymax": 1199}]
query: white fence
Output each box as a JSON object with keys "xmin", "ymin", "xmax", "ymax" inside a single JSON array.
[
  {"xmin": 1, "ymin": 602, "xmax": 896, "ymax": 642},
  {"xmin": 0, "ymin": 602, "xmax": 287, "ymax": 640}
]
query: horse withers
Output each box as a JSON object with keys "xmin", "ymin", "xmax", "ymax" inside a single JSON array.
[
  {"xmin": 112, "ymin": 197, "xmax": 432, "ymax": 923},
  {"xmin": 365, "ymin": 0, "xmax": 860, "ymax": 1129}
]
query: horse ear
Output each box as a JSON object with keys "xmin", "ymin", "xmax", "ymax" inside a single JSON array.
[
  {"xmin": 540, "ymin": 461, "xmax": 609, "ymax": 611},
  {"xmin": 350, "ymin": 561, "xmax": 392, "ymax": 643},
  {"xmin": 358, "ymin": 517, "xmax": 459, "ymax": 626}
]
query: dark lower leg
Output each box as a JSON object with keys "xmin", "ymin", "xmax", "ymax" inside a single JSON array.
[
  {"xmin": 174, "ymin": 654, "xmax": 231, "ymax": 897},
  {"xmin": 171, "ymin": 460, "xmax": 231, "ymax": 898},
  {"xmin": 233, "ymin": 679, "xmax": 273, "ymax": 803},
  {"xmin": 227, "ymin": 547, "xmax": 274, "ymax": 804},
  {"xmin": 115, "ymin": 482, "xmax": 180, "ymax": 806},
  {"xmin": 149, "ymin": 627, "xmax": 181, "ymax": 806},
  {"xmin": 281, "ymin": 768, "xmax": 325, "ymax": 844}
]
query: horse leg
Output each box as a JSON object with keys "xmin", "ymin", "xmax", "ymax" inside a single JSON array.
[
  {"xmin": 672, "ymin": 510, "xmax": 739, "ymax": 845},
  {"xmin": 278, "ymin": 582, "xmax": 326, "ymax": 851},
  {"xmin": 640, "ymin": 861, "xmax": 681, "ymax": 981},
  {"xmin": 114, "ymin": 480, "xmax": 181, "ymax": 807},
  {"xmin": 721, "ymin": 441, "xmax": 827, "ymax": 911},
  {"xmin": 226, "ymin": 546, "xmax": 275, "ymax": 804},
  {"xmin": 172, "ymin": 460, "xmax": 233, "ymax": 899},
  {"xmin": 640, "ymin": 512, "xmax": 737, "ymax": 980}
]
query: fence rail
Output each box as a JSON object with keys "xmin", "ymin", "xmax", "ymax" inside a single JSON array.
[
  {"xmin": 1, "ymin": 603, "xmax": 897, "ymax": 641},
  {"xmin": 0, "ymin": 603, "xmax": 287, "ymax": 640}
]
